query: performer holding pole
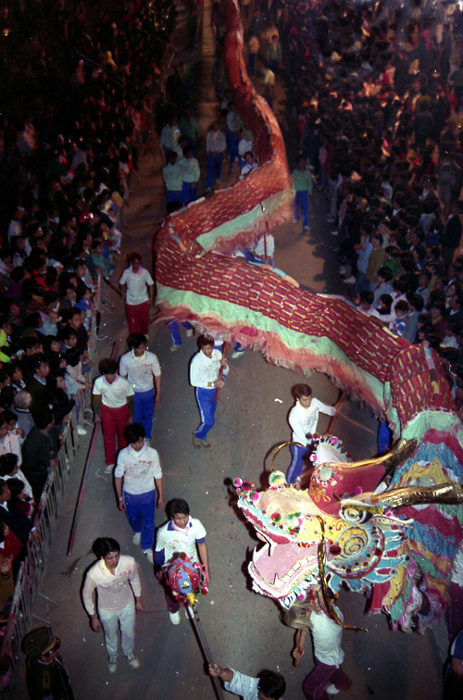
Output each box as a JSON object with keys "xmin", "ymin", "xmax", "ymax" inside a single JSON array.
[
  {"xmin": 190, "ymin": 335, "xmax": 229, "ymax": 449},
  {"xmin": 287, "ymin": 384, "xmax": 340, "ymax": 485}
]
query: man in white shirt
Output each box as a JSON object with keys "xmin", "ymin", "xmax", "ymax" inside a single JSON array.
[
  {"xmin": 208, "ymin": 663, "xmax": 286, "ymax": 700},
  {"xmin": 155, "ymin": 498, "xmax": 209, "ymax": 624},
  {"xmin": 92, "ymin": 358, "xmax": 134, "ymax": 472},
  {"xmin": 292, "ymin": 586, "xmax": 352, "ymax": 699},
  {"xmin": 180, "ymin": 146, "xmax": 200, "ymax": 204},
  {"xmin": 287, "ymin": 383, "xmax": 337, "ymax": 484},
  {"xmin": 118, "ymin": 252, "xmax": 154, "ymax": 337},
  {"xmin": 189, "ymin": 335, "xmax": 229, "ymax": 448},
  {"xmin": 82, "ymin": 537, "xmax": 143, "ymax": 673},
  {"xmin": 119, "ymin": 333, "xmax": 161, "ymax": 440},
  {"xmin": 250, "ymin": 232, "xmax": 275, "ymax": 265},
  {"xmin": 115, "ymin": 423, "xmax": 164, "ymax": 564}
]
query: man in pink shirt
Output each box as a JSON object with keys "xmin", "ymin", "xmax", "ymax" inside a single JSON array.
[{"xmin": 82, "ymin": 537, "xmax": 143, "ymax": 673}]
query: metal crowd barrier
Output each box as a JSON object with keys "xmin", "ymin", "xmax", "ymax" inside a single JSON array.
[
  {"xmin": 0, "ymin": 272, "xmax": 103, "ymax": 698},
  {"xmin": 0, "ymin": 414, "xmax": 76, "ymax": 699}
]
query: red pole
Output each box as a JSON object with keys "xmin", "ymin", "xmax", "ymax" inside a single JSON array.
[{"xmin": 215, "ymin": 342, "xmax": 228, "ymax": 402}]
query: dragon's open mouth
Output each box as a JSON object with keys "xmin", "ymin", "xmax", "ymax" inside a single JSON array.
[{"xmin": 249, "ymin": 539, "xmax": 319, "ymax": 599}]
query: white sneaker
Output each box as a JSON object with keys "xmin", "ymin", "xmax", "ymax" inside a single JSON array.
[
  {"xmin": 186, "ymin": 329, "xmax": 193, "ymax": 337},
  {"xmin": 169, "ymin": 611, "xmax": 181, "ymax": 625},
  {"xmin": 326, "ymin": 216, "xmax": 336, "ymax": 223},
  {"xmin": 170, "ymin": 344, "xmax": 180, "ymax": 352},
  {"xmin": 108, "ymin": 657, "xmax": 117, "ymax": 673},
  {"xmin": 326, "ymin": 684, "xmax": 340, "ymax": 695},
  {"xmin": 231, "ymin": 351, "xmax": 244, "ymax": 359},
  {"xmin": 331, "ymin": 229, "xmax": 339, "ymax": 236},
  {"xmin": 143, "ymin": 549, "xmax": 154, "ymax": 564},
  {"xmin": 339, "ymin": 266, "xmax": 347, "ymax": 274},
  {"xmin": 127, "ymin": 654, "xmax": 140, "ymax": 669},
  {"xmin": 343, "ymin": 276, "xmax": 356, "ymax": 284},
  {"xmin": 77, "ymin": 426, "xmax": 87, "ymax": 436},
  {"xmin": 132, "ymin": 532, "xmax": 141, "ymax": 545},
  {"xmin": 104, "ymin": 464, "xmax": 115, "ymax": 474}
]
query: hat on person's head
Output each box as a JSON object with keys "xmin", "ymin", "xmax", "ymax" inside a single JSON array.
[{"xmin": 22, "ymin": 627, "xmax": 61, "ymax": 658}]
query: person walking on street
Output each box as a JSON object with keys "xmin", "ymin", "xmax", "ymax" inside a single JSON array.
[
  {"xmin": 119, "ymin": 333, "xmax": 161, "ymax": 440},
  {"xmin": 92, "ymin": 358, "xmax": 134, "ymax": 473},
  {"xmin": 190, "ymin": 335, "xmax": 229, "ymax": 448},
  {"xmin": 118, "ymin": 252, "xmax": 154, "ymax": 337},
  {"xmin": 82, "ymin": 537, "xmax": 143, "ymax": 673},
  {"xmin": 155, "ymin": 498, "xmax": 210, "ymax": 625},
  {"xmin": 290, "ymin": 586, "xmax": 352, "ymax": 700},
  {"xmin": 292, "ymin": 156, "xmax": 313, "ymax": 230},
  {"xmin": 115, "ymin": 423, "xmax": 164, "ymax": 564}
]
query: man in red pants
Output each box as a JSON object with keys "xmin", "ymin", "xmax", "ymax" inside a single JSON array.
[
  {"xmin": 92, "ymin": 358, "xmax": 134, "ymax": 473},
  {"xmin": 292, "ymin": 586, "xmax": 352, "ymax": 700},
  {"xmin": 118, "ymin": 252, "xmax": 154, "ymax": 336}
]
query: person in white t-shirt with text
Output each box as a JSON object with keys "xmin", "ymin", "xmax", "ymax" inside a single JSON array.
[
  {"xmin": 115, "ymin": 423, "xmax": 164, "ymax": 564},
  {"xmin": 119, "ymin": 333, "xmax": 161, "ymax": 440},
  {"xmin": 118, "ymin": 252, "xmax": 154, "ymax": 337}
]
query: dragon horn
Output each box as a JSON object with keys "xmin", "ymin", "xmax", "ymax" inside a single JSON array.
[
  {"xmin": 370, "ymin": 482, "xmax": 463, "ymax": 509},
  {"xmin": 327, "ymin": 438, "xmax": 417, "ymax": 472}
]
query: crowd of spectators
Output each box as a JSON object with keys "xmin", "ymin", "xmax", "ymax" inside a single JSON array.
[
  {"xmin": 239, "ymin": 0, "xmax": 463, "ymax": 421},
  {"xmin": 0, "ymin": 0, "xmax": 178, "ymax": 626}
]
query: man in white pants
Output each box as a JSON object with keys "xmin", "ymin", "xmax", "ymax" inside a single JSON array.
[{"xmin": 82, "ymin": 537, "xmax": 143, "ymax": 673}]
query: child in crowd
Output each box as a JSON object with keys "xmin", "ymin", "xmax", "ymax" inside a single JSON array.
[{"xmin": 390, "ymin": 300, "xmax": 409, "ymax": 337}]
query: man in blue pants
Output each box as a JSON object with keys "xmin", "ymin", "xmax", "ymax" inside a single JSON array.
[
  {"xmin": 119, "ymin": 333, "xmax": 161, "ymax": 440},
  {"xmin": 287, "ymin": 384, "xmax": 337, "ymax": 484},
  {"xmin": 190, "ymin": 335, "xmax": 229, "ymax": 448},
  {"xmin": 292, "ymin": 156, "xmax": 313, "ymax": 230},
  {"xmin": 115, "ymin": 423, "xmax": 164, "ymax": 564}
]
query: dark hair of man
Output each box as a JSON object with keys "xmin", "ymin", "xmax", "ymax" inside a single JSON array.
[
  {"xmin": 32, "ymin": 408, "xmax": 53, "ymax": 430},
  {"xmin": 0, "ymin": 414, "xmax": 9, "ymax": 428},
  {"xmin": 167, "ymin": 498, "xmax": 190, "ymax": 519},
  {"xmin": 93, "ymin": 537, "xmax": 121, "ymax": 558},
  {"xmin": 127, "ymin": 333, "xmax": 146, "ymax": 350},
  {"xmin": 197, "ymin": 335, "xmax": 214, "ymax": 350},
  {"xmin": 292, "ymin": 383, "xmax": 312, "ymax": 400},
  {"xmin": 257, "ymin": 670, "xmax": 286, "ymax": 699},
  {"xmin": 0, "ymin": 387, "xmax": 15, "ymax": 410},
  {"xmin": 98, "ymin": 358, "xmax": 118, "ymax": 375},
  {"xmin": 1, "ymin": 409, "xmax": 17, "ymax": 424},
  {"xmin": 126, "ymin": 251, "xmax": 141, "ymax": 264},
  {"xmin": 64, "ymin": 347, "xmax": 81, "ymax": 368},
  {"xmin": 34, "ymin": 354, "xmax": 49, "ymax": 371},
  {"xmin": 125, "ymin": 423, "xmax": 146, "ymax": 444},
  {"xmin": 377, "ymin": 266, "xmax": 393, "ymax": 282},
  {"xmin": 57, "ymin": 326, "xmax": 77, "ymax": 343},
  {"xmin": 360, "ymin": 290, "xmax": 374, "ymax": 305},
  {"xmin": 6, "ymin": 478, "xmax": 25, "ymax": 501},
  {"xmin": 407, "ymin": 293, "xmax": 424, "ymax": 312},
  {"xmin": 0, "ymin": 453, "xmax": 19, "ymax": 477}
]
